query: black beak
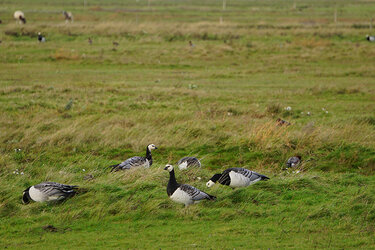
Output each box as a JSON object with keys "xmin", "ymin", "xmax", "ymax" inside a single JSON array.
[
  {"xmin": 155, "ymin": 147, "xmax": 158, "ymax": 149},
  {"xmin": 163, "ymin": 166, "xmax": 168, "ymax": 170}
]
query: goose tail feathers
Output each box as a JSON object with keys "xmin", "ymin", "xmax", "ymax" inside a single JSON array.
[
  {"xmin": 207, "ymin": 194, "xmax": 216, "ymax": 200},
  {"xmin": 259, "ymin": 174, "xmax": 270, "ymax": 180},
  {"xmin": 109, "ymin": 164, "xmax": 120, "ymax": 172}
]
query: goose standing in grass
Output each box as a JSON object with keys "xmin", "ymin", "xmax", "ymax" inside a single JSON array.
[
  {"xmin": 206, "ymin": 168, "xmax": 269, "ymax": 188},
  {"xmin": 38, "ymin": 32, "xmax": 46, "ymax": 43},
  {"xmin": 109, "ymin": 144, "xmax": 157, "ymax": 172},
  {"xmin": 177, "ymin": 157, "xmax": 201, "ymax": 170},
  {"xmin": 22, "ymin": 182, "xmax": 78, "ymax": 204},
  {"xmin": 63, "ymin": 11, "xmax": 73, "ymax": 23},
  {"xmin": 164, "ymin": 165, "xmax": 216, "ymax": 206},
  {"xmin": 366, "ymin": 35, "xmax": 375, "ymax": 42},
  {"xmin": 285, "ymin": 156, "xmax": 301, "ymax": 169},
  {"xmin": 14, "ymin": 11, "xmax": 26, "ymax": 24}
]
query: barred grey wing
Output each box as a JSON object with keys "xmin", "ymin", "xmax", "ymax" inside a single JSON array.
[
  {"xmin": 118, "ymin": 156, "xmax": 146, "ymax": 169},
  {"xmin": 35, "ymin": 182, "xmax": 77, "ymax": 196},
  {"xmin": 179, "ymin": 184, "xmax": 211, "ymax": 201}
]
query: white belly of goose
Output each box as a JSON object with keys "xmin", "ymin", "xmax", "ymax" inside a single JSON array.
[
  {"xmin": 229, "ymin": 171, "xmax": 261, "ymax": 187},
  {"xmin": 142, "ymin": 159, "xmax": 150, "ymax": 168},
  {"xmin": 170, "ymin": 188, "xmax": 195, "ymax": 206},
  {"xmin": 29, "ymin": 186, "xmax": 48, "ymax": 202},
  {"xmin": 178, "ymin": 161, "xmax": 188, "ymax": 170}
]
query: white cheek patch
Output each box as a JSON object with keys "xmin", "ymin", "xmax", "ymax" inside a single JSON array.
[{"xmin": 206, "ymin": 180, "xmax": 215, "ymax": 188}]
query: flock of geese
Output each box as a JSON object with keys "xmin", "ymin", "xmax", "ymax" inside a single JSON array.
[
  {"xmin": 8, "ymin": 9, "xmax": 310, "ymax": 207},
  {"xmin": 22, "ymin": 143, "xmax": 300, "ymax": 207}
]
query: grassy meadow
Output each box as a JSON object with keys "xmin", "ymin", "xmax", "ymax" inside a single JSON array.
[{"xmin": 1, "ymin": 0, "xmax": 375, "ymax": 248}]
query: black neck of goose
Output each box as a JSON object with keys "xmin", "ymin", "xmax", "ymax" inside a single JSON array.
[
  {"xmin": 146, "ymin": 147, "xmax": 152, "ymax": 165},
  {"xmin": 22, "ymin": 188, "xmax": 31, "ymax": 204},
  {"xmin": 210, "ymin": 173, "xmax": 222, "ymax": 183},
  {"xmin": 167, "ymin": 169, "xmax": 179, "ymax": 196}
]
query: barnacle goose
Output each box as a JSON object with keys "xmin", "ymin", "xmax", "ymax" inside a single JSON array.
[
  {"xmin": 366, "ymin": 35, "xmax": 375, "ymax": 42},
  {"xmin": 63, "ymin": 11, "xmax": 73, "ymax": 23},
  {"xmin": 22, "ymin": 182, "xmax": 78, "ymax": 204},
  {"xmin": 14, "ymin": 11, "xmax": 26, "ymax": 24},
  {"xmin": 38, "ymin": 32, "xmax": 46, "ymax": 43},
  {"xmin": 285, "ymin": 156, "xmax": 301, "ymax": 169},
  {"xmin": 164, "ymin": 165, "xmax": 216, "ymax": 206},
  {"xmin": 276, "ymin": 118, "xmax": 291, "ymax": 126},
  {"xmin": 177, "ymin": 157, "xmax": 201, "ymax": 170},
  {"xmin": 206, "ymin": 168, "xmax": 269, "ymax": 188},
  {"xmin": 109, "ymin": 144, "xmax": 157, "ymax": 172}
]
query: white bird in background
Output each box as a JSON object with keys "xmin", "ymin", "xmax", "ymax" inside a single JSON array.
[
  {"xmin": 38, "ymin": 32, "xmax": 46, "ymax": 43},
  {"xmin": 63, "ymin": 11, "xmax": 73, "ymax": 23},
  {"xmin": 14, "ymin": 10, "xmax": 26, "ymax": 24},
  {"xmin": 177, "ymin": 157, "xmax": 201, "ymax": 170},
  {"xmin": 366, "ymin": 35, "xmax": 375, "ymax": 42}
]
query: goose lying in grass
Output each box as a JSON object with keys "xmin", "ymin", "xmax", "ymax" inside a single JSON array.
[
  {"xmin": 206, "ymin": 168, "xmax": 269, "ymax": 188},
  {"xmin": 164, "ymin": 164, "xmax": 216, "ymax": 206},
  {"xmin": 38, "ymin": 32, "xmax": 46, "ymax": 43},
  {"xmin": 285, "ymin": 156, "xmax": 301, "ymax": 169},
  {"xmin": 109, "ymin": 144, "xmax": 157, "ymax": 172},
  {"xmin": 276, "ymin": 118, "xmax": 291, "ymax": 126},
  {"xmin": 22, "ymin": 182, "xmax": 78, "ymax": 204},
  {"xmin": 366, "ymin": 35, "xmax": 375, "ymax": 42},
  {"xmin": 177, "ymin": 157, "xmax": 201, "ymax": 170}
]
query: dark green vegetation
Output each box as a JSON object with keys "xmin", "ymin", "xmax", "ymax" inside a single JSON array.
[{"xmin": 1, "ymin": 0, "xmax": 375, "ymax": 248}]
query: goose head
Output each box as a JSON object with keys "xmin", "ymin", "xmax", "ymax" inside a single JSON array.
[
  {"xmin": 163, "ymin": 164, "xmax": 174, "ymax": 172},
  {"xmin": 22, "ymin": 187, "xmax": 31, "ymax": 204},
  {"xmin": 206, "ymin": 173, "xmax": 222, "ymax": 188},
  {"xmin": 147, "ymin": 144, "xmax": 157, "ymax": 151}
]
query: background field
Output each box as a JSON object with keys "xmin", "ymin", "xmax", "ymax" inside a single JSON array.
[{"xmin": 1, "ymin": 0, "xmax": 375, "ymax": 248}]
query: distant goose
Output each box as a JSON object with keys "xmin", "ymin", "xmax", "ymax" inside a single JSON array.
[
  {"xmin": 285, "ymin": 156, "xmax": 301, "ymax": 169},
  {"xmin": 366, "ymin": 35, "xmax": 375, "ymax": 42},
  {"xmin": 38, "ymin": 32, "xmax": 46, "ymax": 43},
  {"xmin": 109, "ymin": 144, "xmax": 157, "ymax": 171},
  {"xmin": 276, "ymin": 118, "xmax": 291, "ymax": 126},
  {"xmin": 177, "ymin": 157, "xmax": 201, "ymax": 170},
  {"xmin": 113, "ymin": 41, "xmax": 119, "ymax": 46},
  {"xmin": 14, "ymin": 11, "xmax": 26, "ymax": 24},
  {"xmin": 164, "ymin": 164, "xmax": 216, "ymax": 206},
  {"xmin": 88, "ymin": 37, "xmax": 93, "ymax": 45},
  {"xmin": 63, "ymin": 11, "xmax": 73, "ymax": 23},
  {"xmin": 22, "ymin": 182, "xmax": 78, "ymax": 204},
  {"xmin": 206, "ymin": 168, "xmax": 269, "ymax": 188}
]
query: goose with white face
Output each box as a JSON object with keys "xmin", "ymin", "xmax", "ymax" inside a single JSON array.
[
  {"xmin": 164, "ymin": 164, "xmax": 174, "ymax": 172},
  {"xmin": 109, "ymin": 144, "xmax": 158, "ymax": 171},
  {"xmin": 206, "ymin": 180, "xmax": 215, "ymax": 188},
  {"xmin": 164, "ymin": 164, "xmax": 216, "ymax": 206},
  {"xmin": 206, "ymin": 168, "xmax": 270, "ymax": 188}
]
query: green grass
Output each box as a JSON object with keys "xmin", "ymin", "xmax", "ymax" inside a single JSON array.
[{"xmin": 1, "ymin": 0, "xmax": 375, "ymax": 248}]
